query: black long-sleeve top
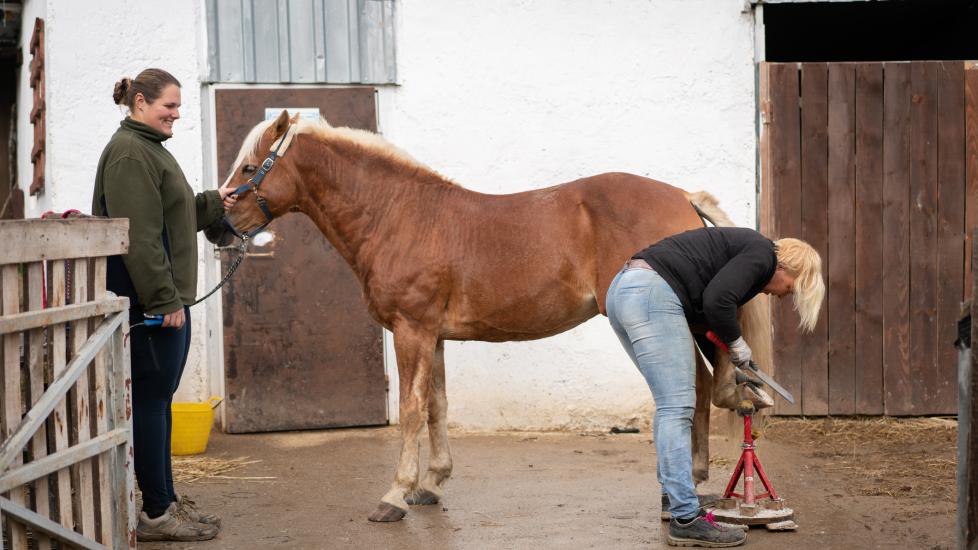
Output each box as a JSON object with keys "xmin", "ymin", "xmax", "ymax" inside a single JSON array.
[{"xmin": 632, "ymin": 227, "xmax": 777, "ymax": 343}]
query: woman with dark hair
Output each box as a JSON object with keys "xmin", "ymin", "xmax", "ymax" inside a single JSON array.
[{"xmin": 92, "ymin": 68, "xmax": 235, "ymax": 542}]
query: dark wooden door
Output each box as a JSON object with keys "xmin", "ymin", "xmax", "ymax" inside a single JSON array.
[
  {"xmin": 761, "ymin": 61, "xmax": 978, "ymax": 416},
  {"xmin": 214, "ymin": 88, "xmax": 386, "ymax": 433}
]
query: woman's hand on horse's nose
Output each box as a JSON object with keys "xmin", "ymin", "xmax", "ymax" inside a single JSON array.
[{"xmin": 223, "ymin": 194, "xmax": 237, "ymax": 212}]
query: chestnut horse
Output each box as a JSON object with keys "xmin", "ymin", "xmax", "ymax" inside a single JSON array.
[{"xmin": 223, "ymin": 111, "xmax": 773, "ymax": 522}]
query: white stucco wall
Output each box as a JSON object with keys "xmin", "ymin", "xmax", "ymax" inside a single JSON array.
[
  {"xmin": 18, "ymin": 0, "xmax": 759, "ymax": 430},
  {"xmin": 16, "ymin": 0, "xmax": 214, "ymax": 402},
  {"xmin": 376, "ymin": 0, "xmax": 759, "ymax": 430}
]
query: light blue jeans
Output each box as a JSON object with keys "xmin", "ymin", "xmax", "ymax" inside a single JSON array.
[{"xmin": 606, "ymin": 265, "xmax": 699, "ymax": 520}]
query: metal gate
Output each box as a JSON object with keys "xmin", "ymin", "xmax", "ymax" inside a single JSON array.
[
  {"xmin": 0, "ymin": 218, "xmax": 135, "ymax": 549},
  {"xmin": 760, "ymin": 61, "xmax": 977, "ymax": 416}
]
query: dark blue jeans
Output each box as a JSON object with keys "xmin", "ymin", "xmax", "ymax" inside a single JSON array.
[{"xmin": 130, "ymin": 307, "xmax": 190, "ymax": 517}]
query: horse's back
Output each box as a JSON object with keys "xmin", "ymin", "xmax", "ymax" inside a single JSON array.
[
  {"xmin": 554, "ymin": 172, "xmax": 705, "ymax": 313},
  {"xmin": 438, "ymin": 173, "xmax": 703, "ymax": 339}
]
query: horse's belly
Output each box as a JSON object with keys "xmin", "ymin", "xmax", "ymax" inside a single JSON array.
[{"xmin": 441, "ymin": 295, "xmax": 599, "ymax": 342}]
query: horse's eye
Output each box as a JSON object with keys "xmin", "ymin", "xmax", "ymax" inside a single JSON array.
[{"xmin": 242, "ymin": 164, "xmax": 257, "ymax": 175}]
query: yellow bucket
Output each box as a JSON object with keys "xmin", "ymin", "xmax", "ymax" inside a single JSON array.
[{"xmin": 171, "ymin": 396, "xmax": 222, "ymax": 456}]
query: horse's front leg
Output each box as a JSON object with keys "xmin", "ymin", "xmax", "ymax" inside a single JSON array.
[
  {"xmin": 368, "ymin": 323, "xmax": 437, "ymax": 522},
  {"xmin": 406, "ymin": 339, "xmax": 452, "ymax": 506}
]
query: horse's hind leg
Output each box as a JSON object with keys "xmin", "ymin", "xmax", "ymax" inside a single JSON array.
[
  {"xmin": 368, "ymin": 324, "xmax": 436, "ymax": 522},
  {"xmin": 692, "ymin": 350, "xmax": 712, "ymax": 485},
  {"xmin": 406, "ymin": 339, "xmax": 452, "ymax": 506}
]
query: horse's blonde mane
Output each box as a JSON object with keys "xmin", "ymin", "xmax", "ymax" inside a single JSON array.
[{"xmin": 225, "ymin": 115, "xmax": 435, "ymax": 186}]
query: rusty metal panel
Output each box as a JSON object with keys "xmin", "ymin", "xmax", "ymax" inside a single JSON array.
[{"xmin": 214, "ymin": 87, "xmax": 386, "ymax": 433}]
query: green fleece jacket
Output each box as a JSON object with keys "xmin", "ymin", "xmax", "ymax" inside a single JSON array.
[{"xmin": 91, "ymin": 117, "xmax": 225, "ymax": 315}]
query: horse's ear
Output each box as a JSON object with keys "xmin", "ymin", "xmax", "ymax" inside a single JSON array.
[
  {"xmin": 289, "ymin": 112, "xmax": 301, "ymax": 124},
  {"xmin": 272, "ymin": 109, "xmax": 290, "ymax": 137}
]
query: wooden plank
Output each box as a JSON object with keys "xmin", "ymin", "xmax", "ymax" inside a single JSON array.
[
  {"xmin": 48, "ymin": 261, "xmax": 74, "ymax": 531},
  {"xmin": 768, "ymin": 62, "xmax": 803, "ymax": 415},
  {"xmin": 107, "ymin": 323, "xmax": 135, "ymax": 550},
  {"xmin": 854, "ymin": 63, "xmax": 885, "ymax": 415},
  {"xmin": 759, "ymin": 62, "xmax": 775, "ymax": 237},
  {"xmin": 936, "ymin": 61, "xmax": 967, "ymax": 415},
  {"xmin": 69, "ymin": 259, "xmax": 97, "ymax": 538},
  {"xmin": 758, "ymin": 63, "xmax": 784, "ymax": 413},
  {"xmin": 799, "ymin": 62, "xmax": 830, "ymax": 416},
  {"xmin": 827, "ymin": 63, "xmax": 857, "ymax": 415},
  {"xmin": 92, "ymin": 257, "xmax": 113, "ymax": 545},
  {"xmin": 910, "ymin": 62, "xmax": 941, "ymax": 414},
  {"xmin": 0, "ymin": 297, "xmax": 128, "ymax": 335},
  {"xmin": 0, "ymin": 312, "xmax": 125, "ymax": 471},
  {"xmin": 1, "ymin": 265, "xmax": 27, "ymax": 549},
  {"xmin": 966, "ymin": 63, "xmax": 978, "ymax": 301},
  {"xmin": 27, "ymin": 262, "xmax": 52, "ymax": 550},
  {"xmin": 968, "ymin": 246, "xmax": 978, "ymax": 549},
  {"xmin": 0, "ymin": 496, "xmax": 109, "ymax": 550},
  {"xmin": 0, "ymin": 430, "xmax": 127, "ymax": 493},
  {"xmin": 0, "ymin": 219, "xmax": 128, "ymax": 265},
  {"xmin": 882, "ymin": 62, "xmax": 914, "ymax": 416}
]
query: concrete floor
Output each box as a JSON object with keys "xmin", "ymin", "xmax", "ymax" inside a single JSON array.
[{"xmin": 140, "ymin": 426, "xmax": 954, "ymax": 549}]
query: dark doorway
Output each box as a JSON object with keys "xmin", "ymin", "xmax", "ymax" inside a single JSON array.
[
  {"xmin": 0, "ymin": 3, "xmax": 23, "ymax": 219},
  {"xmin": 0, "ymin": 59, "xmax": 21, "ymax": 219},
  {"xmin": 765, "ymin": 0, "xmax": 978, "ymax": 62}
]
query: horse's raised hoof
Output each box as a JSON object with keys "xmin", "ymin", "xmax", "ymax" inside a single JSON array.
[
  {"xmin": 405, "ymin": 488, "xmax": 440, "ymax": 506},
  {"xmin": 367, "ymin": 502, "xmax": 407, "ymax": 522},
  {"xmin": 738, "ymin": 383, "xmax": 774, "ymax": 410},
  {"xmin": 736, "ymin": 399, "xmax": 756, "ymax": 416}
]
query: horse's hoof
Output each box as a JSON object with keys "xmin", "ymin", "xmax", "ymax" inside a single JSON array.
[
  {"xmin": 736, "ymin": 399, "xmax": 756, "ymax": 416},
  {"xmin": 367, "ymin": 502, "xmax": 407, "ymax": 522},
  {"xmin": 738, "ymin": 383, "xmax": 774, "ymax": 409},
  {"xmin": 405, "ymin": 488, "xmax": 440, "ymax": 506}
]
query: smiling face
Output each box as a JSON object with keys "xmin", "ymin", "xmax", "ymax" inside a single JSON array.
[{"xmin": 131, "ymin": 84, "xmax": 181, "ymax": 136}]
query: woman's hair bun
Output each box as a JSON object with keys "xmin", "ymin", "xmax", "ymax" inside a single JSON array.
[{"xmin": 112, "ymin": 77, "xmax": 132, "ymax": 105}]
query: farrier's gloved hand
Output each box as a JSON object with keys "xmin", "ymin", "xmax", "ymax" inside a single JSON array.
[{"xmin": 727, "ymin": 336, "xmax": 753, "ymax": 367}]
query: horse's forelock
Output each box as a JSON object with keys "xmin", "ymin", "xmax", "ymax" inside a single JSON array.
[{"xmin": 222, "ymin": 119, "xmax": 278, "ymax": 187}]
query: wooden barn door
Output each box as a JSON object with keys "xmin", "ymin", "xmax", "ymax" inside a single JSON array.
[
  {"xmin": 760, "ymin": 61, "xmax": 978, "ymax": 416},
  {"xmin": 214, "ymin": 88, "xmax": 387, "ymax": 433}
]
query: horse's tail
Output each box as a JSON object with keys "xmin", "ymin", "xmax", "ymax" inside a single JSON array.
[
  {"xmin": 685, "ymin": 189, "xmax": 776, "ymax": 410},
  {"xmin": 684, "ymin": 191, "xmax": 736, "ymax": 228}
]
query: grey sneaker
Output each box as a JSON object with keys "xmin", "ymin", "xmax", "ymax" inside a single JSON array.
[
  {"xmin": 660, "ymin": 493, "xmax": 721, "ymax": 520},
  {"xmin": 668, "ymin": 511, "xmax": 746, "ymax": 547},
  {"xmin": 172, "ymin": 496, "xmax": 222, "ymax": 527},
  {"xmin": 136, "ymin": 509, "xmax": 219, "ymax": 542}
]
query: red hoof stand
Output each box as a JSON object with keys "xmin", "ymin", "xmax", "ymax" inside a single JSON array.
[{"xmin": 709, "ymin": 411, "xmax": 796, "ymax": 527}]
